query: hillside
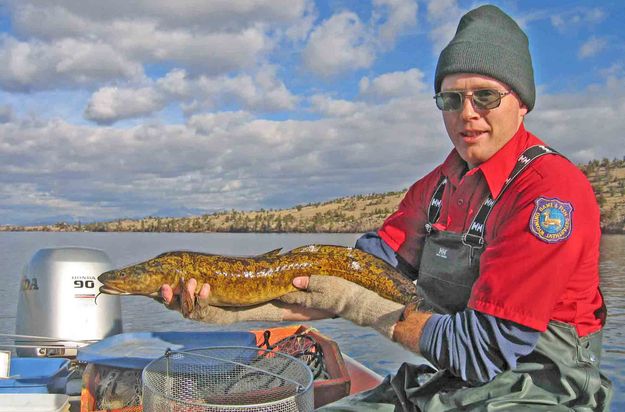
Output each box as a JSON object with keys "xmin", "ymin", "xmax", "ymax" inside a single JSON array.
[
  {"xmin": 580, "ymin": 158, "xmax": 625, "ymax": 233},
  {"xmin": 26, "ymin": 190, "xmax": 407, "ymax": 234},
  {"xmin": 3, "ymin": 158, "xmax": 625, "ymax": 234}
]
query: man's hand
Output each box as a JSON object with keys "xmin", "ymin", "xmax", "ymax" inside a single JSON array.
[
  {"xmin": 160, "ymin": 277, "xmax": 204, "ymax": 316},
  {"xmin": 391, "ymin": 301, "xmax": 432, "ymax": 354},
  {"xmin": 279, "ymin": 275, "xmax": 405, "ymax": 339},
  {"xmin": 159, "ymin": 278, "xmax": 332, "ymax": 323}
]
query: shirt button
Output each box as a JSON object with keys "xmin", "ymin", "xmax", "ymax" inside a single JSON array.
[{"xmin": 457, "ymin": 199, "xmax": 464, "ymax": 206}]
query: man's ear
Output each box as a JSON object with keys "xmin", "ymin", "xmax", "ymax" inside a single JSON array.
[
  {"xmin": 519, "ymin": 103, "xmax": 528, "ymax": 117},
  {"xmin": 511, "ymin": 90, "xmax": 528, "ymax": 117}
]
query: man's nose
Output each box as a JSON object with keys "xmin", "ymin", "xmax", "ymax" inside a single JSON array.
[{"xmin": 461, "ymin": 95, "xmax": 480, "ymax": 120}]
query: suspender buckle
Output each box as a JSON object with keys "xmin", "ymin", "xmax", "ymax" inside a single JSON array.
[
  {"xmin": 462, "ymin": 233, "xmax": 484, "ymax": 248},
  {"xmin": 462, "ymin": 233, "xmax": 484, "ymax": 266}
]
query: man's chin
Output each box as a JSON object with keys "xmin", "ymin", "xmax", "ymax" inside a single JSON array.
[{"xmin": 458, "ymin": 148, "xmax": 488, "ymax": 169}]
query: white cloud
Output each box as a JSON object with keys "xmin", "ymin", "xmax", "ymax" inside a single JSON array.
[
  {"xmin": 359, "ymin": 68, "xmax": 426, "ymax": 100},
  {"xmin": 11, "ymin": 1, "xmax": 311, "ymax": 34},
  {"xmin": 0, "ymin": 182, "xmax": 111, "ymax": 217},
  {"xmin": 0, "ymin": 1, "xmax": 623, "ymax": 226},
  {"xmin": 248, "ymin": 66, "xmax": 300, "ymax": 110},
  {"xmin": 526, "ymin": 76, "xmax": 625, "ymax": 162},
  {"xmin": 302, "ymin": 11, "xmax": 375, "ymax": 77},
  {"xmin": 300, "ymin": 2, "xmax": 419, "ymax": 77},
  {"xmin": 157, "ymin": 69, "xmax": 192, "ymax": 98},
  {"xmin": 3, "ymin": 72, "xmax": 625, "ymax": 225},
  {"xmin": 0, "ymin": 36, "xmax": 144, "ymax": 92},
  {"xmin": 84, "ymin": 86, "xmax": 166, "ymax": 124},
  {"xmin": 372, "ymin": 0, "xmax": 418, "ymax": 46},
  {"xmin": 310, "ymin": 94, "xmax": 361, "ymax": 117},
  {"xmin": 11, "ymin": 4, "xmax": 91, "ymax": 39},
  {"xmin": 283, "ymin": 1, "xmax": 317, "ymax": 42},
  {"xmin": 107, "ymin": 22, "xmax": 269, "ymax": 74},
  {"xmin": 1, "ymin": 1, "xmax": 420, "ymax": 99},
  {"xmin": 550, "ymin": 8, "xmax": 606, "ymax": 32},
  {"xmin": 187, "ymin": 111, "xmax": 254, "ymax": 135},
  {"xmin": 82, "ymin": 67, "xmax": 299, "ymax": 124},
  {"xmin": 1, "ymin": 0, "xmax": 314, "ymax": 92},
  {"xmin": 578, "ymin": 36, "xmax": 608, "ymax": 59},
  {"xmin": 425, "ymin": 0, "xmax": 463, "ymax": 54},
  {"xmin": 0, "ymin": 91, "xmax": 446, "ymax": 224},
  {"xmin": 194, "ymin": 66, "xmax": 298, "ymax": 112},
  {"xmin": 298, "ymin": 1, "xmax": 419, "ymax": 77}
]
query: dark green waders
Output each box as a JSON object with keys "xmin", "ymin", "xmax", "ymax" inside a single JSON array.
[{"xmin": 319, "ymin": 147, "xmax": 613, "ymax": 411}]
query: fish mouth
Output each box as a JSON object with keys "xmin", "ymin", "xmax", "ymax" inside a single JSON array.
[
  {"xmin": 99, "ymin": 285, "xmax": 131, "ymax": 295},
  {"xmin": 98, "ymin": 285, "xmax": 159, "ymax": 298}
]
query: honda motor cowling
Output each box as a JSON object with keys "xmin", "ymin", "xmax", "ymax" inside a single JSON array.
[{"xmin": 15, "ymin": 247, "xmax": 122, "ymax": 357}]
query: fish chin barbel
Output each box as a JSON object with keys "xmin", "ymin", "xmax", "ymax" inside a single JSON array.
[{"xmin": 97, "ymin": 244, "xmax": 417, "ymax": 306}]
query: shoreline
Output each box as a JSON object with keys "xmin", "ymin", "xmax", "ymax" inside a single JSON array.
[{"xmin": 2, "ymin": 228, "xmax": 624, "ymax": 235}]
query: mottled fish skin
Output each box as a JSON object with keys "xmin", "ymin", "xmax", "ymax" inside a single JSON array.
[{"xmin": 98, "ymin": 244, "xmax": 416, "ymax": 306}]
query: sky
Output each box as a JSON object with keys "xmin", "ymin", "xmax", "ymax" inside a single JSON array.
[{"xmin": 0, "ymin": 0, "xmax": 624, "ymax": 226}]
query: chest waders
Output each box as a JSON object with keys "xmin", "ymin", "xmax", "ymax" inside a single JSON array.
[{"xmin": 320, "ymin": 146, "xmax": 612, "ymax": 411}]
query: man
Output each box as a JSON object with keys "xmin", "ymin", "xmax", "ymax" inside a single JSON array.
[{"xmin": 161, "ymin": 5, "xmax": 612, "ymax": 410}]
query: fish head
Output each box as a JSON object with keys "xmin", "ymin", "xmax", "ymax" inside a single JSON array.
[{"xmin": 98, "ymin": 252, "xmax": 186, "ymax": 296}]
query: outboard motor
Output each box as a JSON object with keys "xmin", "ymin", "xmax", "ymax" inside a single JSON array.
[{"xmin": 15, "ymin": 247, "xmax": 122, "ymax": 357}]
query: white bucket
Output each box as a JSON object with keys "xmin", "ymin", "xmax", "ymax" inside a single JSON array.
[{"xmin": 0, "ymin": 394, "xmax": 69, "ymax": 412}]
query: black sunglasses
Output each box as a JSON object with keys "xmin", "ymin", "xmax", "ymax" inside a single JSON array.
[{"xmin": 434, "ymin": 89, "xmax": 511, "ymax": 111}]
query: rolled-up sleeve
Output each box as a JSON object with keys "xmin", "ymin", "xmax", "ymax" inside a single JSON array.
[{"xmin": 420, "ymin": 310, "xmax": 540, "ymax": 384}]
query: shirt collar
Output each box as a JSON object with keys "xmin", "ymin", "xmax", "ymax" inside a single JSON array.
[
  {"xmin": 440, "ymin": 149, "xmax": 468, "ymax": 187},
  {"xmin": 440, "ymin": 124, "xmax": 537, "ymax": 198}
]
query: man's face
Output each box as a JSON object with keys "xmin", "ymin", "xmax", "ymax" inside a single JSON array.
[{"xmin": 441, "ymin": 73, "xmax": 528, "ymax": 168}]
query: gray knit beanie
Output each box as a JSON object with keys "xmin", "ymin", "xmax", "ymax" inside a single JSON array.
[{"xmin": 434, "ymin": 5, "xmax": 535, "ymax": 112}]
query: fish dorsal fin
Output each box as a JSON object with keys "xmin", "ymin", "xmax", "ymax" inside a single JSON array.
[
  {"xmin": 258, "ymin": 248, "xmax": 283, "ymax": 258},
  {"xmin": 289, "ymin": 244, "xmax": 327, "ymax": 253},
  {"xmin": 154, "ymin": 251, "xmax": 187, "ymax": 259}
]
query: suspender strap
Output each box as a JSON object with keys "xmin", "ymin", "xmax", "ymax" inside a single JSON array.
[
  {"xmin": 427, "ymin": 175, "xmax": 448, "ymax": 225},
  {"xmin": 462, "ymin": 145, "xmax": 560, "ymax": 247}
]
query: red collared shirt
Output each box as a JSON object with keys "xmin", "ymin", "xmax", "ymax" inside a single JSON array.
[{"xmin": 379, "ymin": 124, "xmax": 603, "ymax": 336}]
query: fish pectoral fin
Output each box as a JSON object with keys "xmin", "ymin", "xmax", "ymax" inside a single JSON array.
[{"xmin": 258, "ymin": 248, "xmax": 283, "ymax": 258}]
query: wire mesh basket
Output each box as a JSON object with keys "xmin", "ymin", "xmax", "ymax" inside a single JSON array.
[{"xmin": 142, "ymin": 346, "xmax": 314, "ymax": 412}]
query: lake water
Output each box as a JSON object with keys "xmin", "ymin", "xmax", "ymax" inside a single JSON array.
[{"xmin": 0, "ymin": 232, "xmax": 623, "ymax": 410}]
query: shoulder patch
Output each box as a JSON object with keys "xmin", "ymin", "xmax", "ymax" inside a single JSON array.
[{"xmin": 529, "ymin": 197, "xmax": 573, "ymax": 243}]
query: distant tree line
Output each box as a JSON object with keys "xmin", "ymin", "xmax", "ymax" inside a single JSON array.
[{"xmin": 2, "ymin": 159, "xmax": 624, "ymax": 234}]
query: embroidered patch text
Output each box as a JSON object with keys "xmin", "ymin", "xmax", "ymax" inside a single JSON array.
[{"xmin": 529, "ymin": 197, "xmax": 573, "ymax": 243}]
